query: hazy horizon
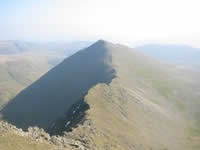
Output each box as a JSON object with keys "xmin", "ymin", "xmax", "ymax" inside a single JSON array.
[{"xmin": 1, "ymin": 0, "xmax": 200, "ymax": 47}]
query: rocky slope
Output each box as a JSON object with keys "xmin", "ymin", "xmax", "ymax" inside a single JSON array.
[{"xmin": 0, "ymin": 120, "xmax": 89, "ymax": 150}]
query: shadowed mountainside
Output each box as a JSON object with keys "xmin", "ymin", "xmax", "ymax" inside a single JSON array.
[{"xmin": 1, "ymin": 40, "xmax": 116, "ymax": 130}]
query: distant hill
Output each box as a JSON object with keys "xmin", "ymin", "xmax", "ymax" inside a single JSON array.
[
  {"xmin": 0, "ymin": 41, "xmax": 34, "ymax": 55},
  {"xmin": 137, "ymin": 44, "xmax": 200, "ymax": 66},
  {"xmin": 1, "ymin": 40, "xmax": 200, "ymax": 150},
  {"xmin": 0, "ymin": 40, "xmax": 92, "ymax": 56}
]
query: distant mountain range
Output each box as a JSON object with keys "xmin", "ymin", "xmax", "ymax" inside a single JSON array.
[
  {"xmin": 137, "ymin": 44, "xmax": 200, "ymax": 66},
  {"xmin": 1, "ymin": 40, "xmax": 200, "ymax": 150},
  {"xmin": 0, "ymin": 40, "xmax": 92, "ymax": 59},
  {"xmin": 0, "ymin": 41, "xmax": 34, "ymax": 55}
]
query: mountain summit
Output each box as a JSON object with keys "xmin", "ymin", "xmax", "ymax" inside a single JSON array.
[
  {"xmin": 1, "ymin": 40, "xmax": 116, "ymax": 128},
  {"xmin": 1, "ymin": 40, "xmax": 199, "ymax": 150}
]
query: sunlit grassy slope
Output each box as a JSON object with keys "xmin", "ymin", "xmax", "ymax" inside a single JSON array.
[
  {"xmin": 0, "ymin": 129, "xmax": 69, "ymax": 150},
  {"xmin": 0, "ymin": 54, "xmax": 51, "ymax": 108},
  {"xmin": 1, "ymin": 40, "xmax": 200, "ymax": 150},
  {"xmin": 0, "ymin": 133, "xmax": 53, "ymax": 150},
  {"xmin": 68, "ymin": 41, "xmax": 200, "ymax": 150}
]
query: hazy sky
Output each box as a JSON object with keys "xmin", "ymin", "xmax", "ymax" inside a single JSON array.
[{"xmin": 1, "ymin": 0, "xmax": 200, "ymax": 47}]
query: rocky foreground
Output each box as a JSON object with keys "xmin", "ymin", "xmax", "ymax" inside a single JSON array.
[{"xmin": 0, "ymin": 120, "xmax": 91, "ymax": 150}]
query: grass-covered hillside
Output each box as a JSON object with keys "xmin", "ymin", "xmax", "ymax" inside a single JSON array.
[
  {"xmin": 0, "ymin": 54, "xmax": 51, "ymax": 108},
  {"xmin": 1, "ymin": 40, "xmax": 200, "ymax": 150}
]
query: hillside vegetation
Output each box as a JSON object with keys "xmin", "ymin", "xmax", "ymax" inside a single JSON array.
[
  {"xmin": 0, "ymin": 54, "xmax": 50, "ymax": 107},
  {"xmin": 1, "ymin": 40, "xmax": 200, "ymax": 150}
]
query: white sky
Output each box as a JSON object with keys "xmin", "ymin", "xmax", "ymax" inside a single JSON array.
[{"xmin": 1, "ymin": 0, "xmax": 200, "ymax": 47}]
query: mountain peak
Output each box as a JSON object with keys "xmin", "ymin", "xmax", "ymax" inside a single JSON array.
[
  {"xmin": 1, "ymin": 39, "xmax": 116, "ymax": 130},
  {"xmin": 96, "ymin": 39, "xmax": 106, "ymax": 43},
  {"xmin": 91, "ymin": 39, "xmax": 113, "ymax": 47}
]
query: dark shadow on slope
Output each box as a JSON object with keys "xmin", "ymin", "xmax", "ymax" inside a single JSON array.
[
  {"xmin": 0, "ymin": 40, "xmax": 116, "ymax": 133},
  {"xmin": 47, "ymin": 98, "xmax": 90, "ymax": 135}
]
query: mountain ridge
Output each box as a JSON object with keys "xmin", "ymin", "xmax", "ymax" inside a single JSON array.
[
  {"xmin": 1, "ymin": 40, "xmax": 116, "ymax": 130},
  {"xmin": 1, "ymin": 40, "xmax": 200, "ymax": 150}
]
